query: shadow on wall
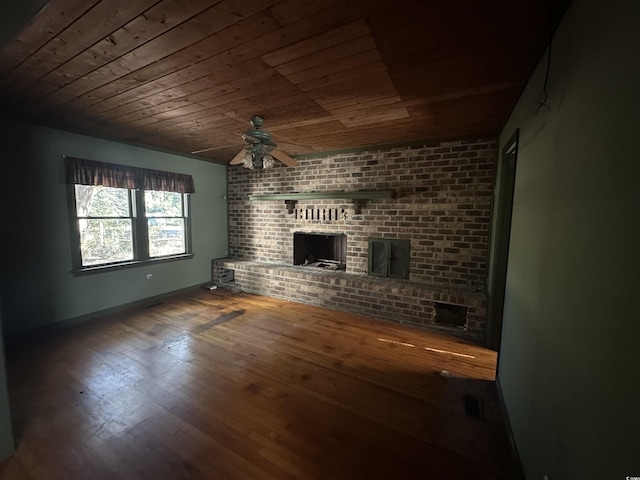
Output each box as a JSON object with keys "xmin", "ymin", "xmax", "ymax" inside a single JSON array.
[{"xmin": 0, "ymin": 124, "xmax": 60, "ymax": 335}]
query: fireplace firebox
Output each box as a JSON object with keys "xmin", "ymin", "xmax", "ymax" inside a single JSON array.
[{"xmin": 294, "ymin": 232, "xmax": 346, "ymax": 270}]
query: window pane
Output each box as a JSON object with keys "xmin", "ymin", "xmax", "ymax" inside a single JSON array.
[
  {"xmin": 148, "ymin": 218, "xmax": 185, "ymax": 257},
  {"xmin": 145, "ymin": 190, "xmax": 183, "ymax": 217},
  {"xmin": 78, "ymin": 219, "xmax": 134, "ymax": 266},
  {"xmin": 75, "ymin": 185, "xmax": 130, "ymax": 217}
]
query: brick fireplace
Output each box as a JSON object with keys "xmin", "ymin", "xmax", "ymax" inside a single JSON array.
[{"xmin": 214, "ymin": 138, "xmax": 496, "ymax": 339}]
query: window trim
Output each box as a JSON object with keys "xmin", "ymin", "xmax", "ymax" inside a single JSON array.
[
  {"xmin": 66, "ymin": 184, "xmax": 193, "ymax": 275},
  {"xmin": 70, "ymin": 252, "xmax": 194, "ymax": 276}
]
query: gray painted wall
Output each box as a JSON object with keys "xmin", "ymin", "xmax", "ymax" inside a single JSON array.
[
  {"xmin": 0, "ymin": 121, "xmax": 228, "ymax": 334},
  {"xmin": 497, "ymin": 0, "xmax": 640, "ymax": 479},
  {"xmin": 0, "ymin": 302, "xmax": 13, "ymax": 459}
]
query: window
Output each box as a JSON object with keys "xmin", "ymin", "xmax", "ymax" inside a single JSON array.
[
  {"xmin": 65, "ymin": 156, "xmax": 194, "ymax": 272},
  {"xmin": 368, "ymin": 238, "xmax": 410, "ymax": 279},
  {"xmin": 75, "ymin": 185, "xmax": 135, "ymax": 266},
  {"xmin": 145, "ymin": 190, "xmax": 188, "ymax": 258}
]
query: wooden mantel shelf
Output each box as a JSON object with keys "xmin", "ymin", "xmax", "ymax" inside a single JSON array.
[{"xmin": 248, "ymin": 191, "xmax": 394, "ymax": 201}]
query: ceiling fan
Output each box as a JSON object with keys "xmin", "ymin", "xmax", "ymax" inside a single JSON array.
[{"xmin": 228, "ymin": 116, "xmax": 298, "ymax": 169}]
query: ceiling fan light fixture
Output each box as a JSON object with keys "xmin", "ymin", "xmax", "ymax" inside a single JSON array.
[
  {"xmin": 242, "ymin": 149, "xmax": 254, "ymax": 169},
  {"xmin": 262, "ymin": 154, "xmax": 274, "ymax": 169}
]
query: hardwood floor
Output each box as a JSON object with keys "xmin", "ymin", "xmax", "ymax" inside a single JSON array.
[{"xmin": 0, "ymin": 288, "xmax": 515, "ymax": 479}]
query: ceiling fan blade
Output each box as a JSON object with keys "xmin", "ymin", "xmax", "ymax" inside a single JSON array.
[
  {"xmin": 229, "ymin": 149, "xmax": 246, "ymax": 165},
  {"xmin": 275, "ymin": 142, "xmax": 315, "ymax": 153},
  {"xmin": 272, "ymin": 149, "xmax": 298, "ymax": 166},
  {"xmin": 191, "ymin": 143, "xmax": 241, "ymax": 155}
]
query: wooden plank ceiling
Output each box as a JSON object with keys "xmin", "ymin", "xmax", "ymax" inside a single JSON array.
[{"xmin": 0, "ymin": 0, "xmax": 560, "ymax": 163}]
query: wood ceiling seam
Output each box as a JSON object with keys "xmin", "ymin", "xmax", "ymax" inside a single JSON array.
[
  {"xmin": 313, "ymin": 78, "xmax": 402, "ymax": 116},
  {"xmin": 104, "ymin": 65, "xmax": 288, "ymax": 127},
  {"xmin": 0, "ymin": 0, "xmax": 161, "ymax": 95},
  {"xmin": 55, "ymin": 39, "xmax": 294, "ymax": 118},
  {"xmin": 261, "ymin": 19, "xmax": 371, "ymax": 67},
  {"xmin": 37, "ymin": 2, "xmax": 376, "ymax": 118},
  {"xmin": 41, "ymin": 47, "xmax": 261, "ymax": 117},
  {"xmin": 340, "ymin": 108, "xmax": 410, "ymax": 128},
  {"xmin": 293, "ymin": 60, "xmax": 389, "ymax": 93},
  {"xmin": 278, "ymin": 48, "xmax": 383, "ymax": 86},
  {"xmin": 66, "ymin": 57, "xmax": 268, "ymax": 118},
  {"xmin": 156, "ymin": 116, "xmax": 316, "ymax": 148},
  {"xmin": 268, "ymin": 37, "xmax": 405, "ymax": 128},
  {"xmin": 267, "ymin": 0, "xmax": 344, "ymax": 25},
  {"xmin": 47, "ymin": 14, "xmax": 284, "ymax": 121},
  {"xmin": 150, "ymin": 100, "xmax": 322, "ymax": 136},
  {"xmin": 0, "ymin": 0, "xmax": 103, "ymax": 76},
  {"xmin": 33, "ymin": 0, "xmax": 223, "ymax": 94},
  {"xmin": 17, "ymin": 5, "xmax": 356, "ymax": 138},
  {"xmin": 129, "ymin": 103, "xmax": 233, "ymax": 128},
  {"xmin": 324, "ymin": 95, "xmax": 405, "ymax": 116},
  {"xmin": 21, "ymin": 0, "xmax": 283, "ymax": 113},
  {"xmin": 93, "ymin": 78, "xmax": 224, "ymax": 121},
  {"xmin": 153, "ymin": 91, "xmax": 329, "ymax": 129},
  {"xmin": 289, "ymin": 83, "xmax": 517, "ymax": 131},
  {"xmin": 270, "ymin": 34, "xmax": 377, "ymax": 78},
  {"xmin": 314, "ymin": 84, "xmax": 399, "ymax": 110},
  {"xmin": 21, "ymin": 23, "xmax": 280, "ymax": 126},
  {"xmin": 163, "ymin": 102, "xmax": 330, "ymax": 137},
  {"xmin": 99, "ymin": 56, "xmax": 270, "ymax": 114}
]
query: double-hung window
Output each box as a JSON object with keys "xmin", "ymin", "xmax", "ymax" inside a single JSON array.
[
  {"xmin": 65, "ymin": 156, "xmax": 194, "ymax": 272},
  {"xmin": 145, "ymin": 190, "xmax": 189, "ymax": 258},
  {"xmin": 74, "ymin": 185, "xmax": 135, "ymax": 266}
]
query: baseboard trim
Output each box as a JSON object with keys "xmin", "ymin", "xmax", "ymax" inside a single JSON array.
[
  {"xmin": 495, "ymin": 376, "xmax": 526, "ymax": 480},
  {"xmin": 5, "ymin": 283, "xmax": 208, "ymax": 344}
]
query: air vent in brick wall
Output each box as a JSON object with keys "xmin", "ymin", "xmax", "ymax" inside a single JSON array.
[{"xmin": 295, "ymin": 208, "xmax": 346, "ymax": 222}]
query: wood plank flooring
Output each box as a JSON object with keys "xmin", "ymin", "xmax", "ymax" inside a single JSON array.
[{"xmin": 0, "ymin": 288, "xmax": 515, "ymax": 479}]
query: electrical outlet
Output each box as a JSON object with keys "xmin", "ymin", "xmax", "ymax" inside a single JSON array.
[{"xmin": 145, "ymin": 273, "xmax": 153, "ymax": 280}]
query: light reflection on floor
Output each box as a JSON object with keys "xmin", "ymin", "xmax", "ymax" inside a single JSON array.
[
  {"xmin": 377, "ymin": 337, "xmax": 476, "ymax": 358},
  {"xmin": 79, "ymin": 332, "xmax": 197, "ymax": 438}
]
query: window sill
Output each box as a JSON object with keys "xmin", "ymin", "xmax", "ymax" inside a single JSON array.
[{"xmin": 72, "ymin": 253, "xmax": 194, "ymax": 276}]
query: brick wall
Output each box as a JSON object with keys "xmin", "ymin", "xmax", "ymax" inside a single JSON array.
[{"xmin": 223, "ymin": 138, "xmax": 496, "ymax": 337}]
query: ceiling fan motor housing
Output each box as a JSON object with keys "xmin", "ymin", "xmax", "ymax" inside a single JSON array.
[{"xmin": 243, "ymin": 116, "xmax": 277, "ymax": 147}]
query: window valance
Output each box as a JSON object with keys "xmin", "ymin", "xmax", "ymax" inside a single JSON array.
[{"xmin": 63, "ymin": 156, "xmax": 195, "ymax": 194}]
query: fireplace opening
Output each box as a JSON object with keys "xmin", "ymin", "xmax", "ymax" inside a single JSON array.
[{"xmin": 294, "ymin": 232, "xmax": 346, "ymax": 270}]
